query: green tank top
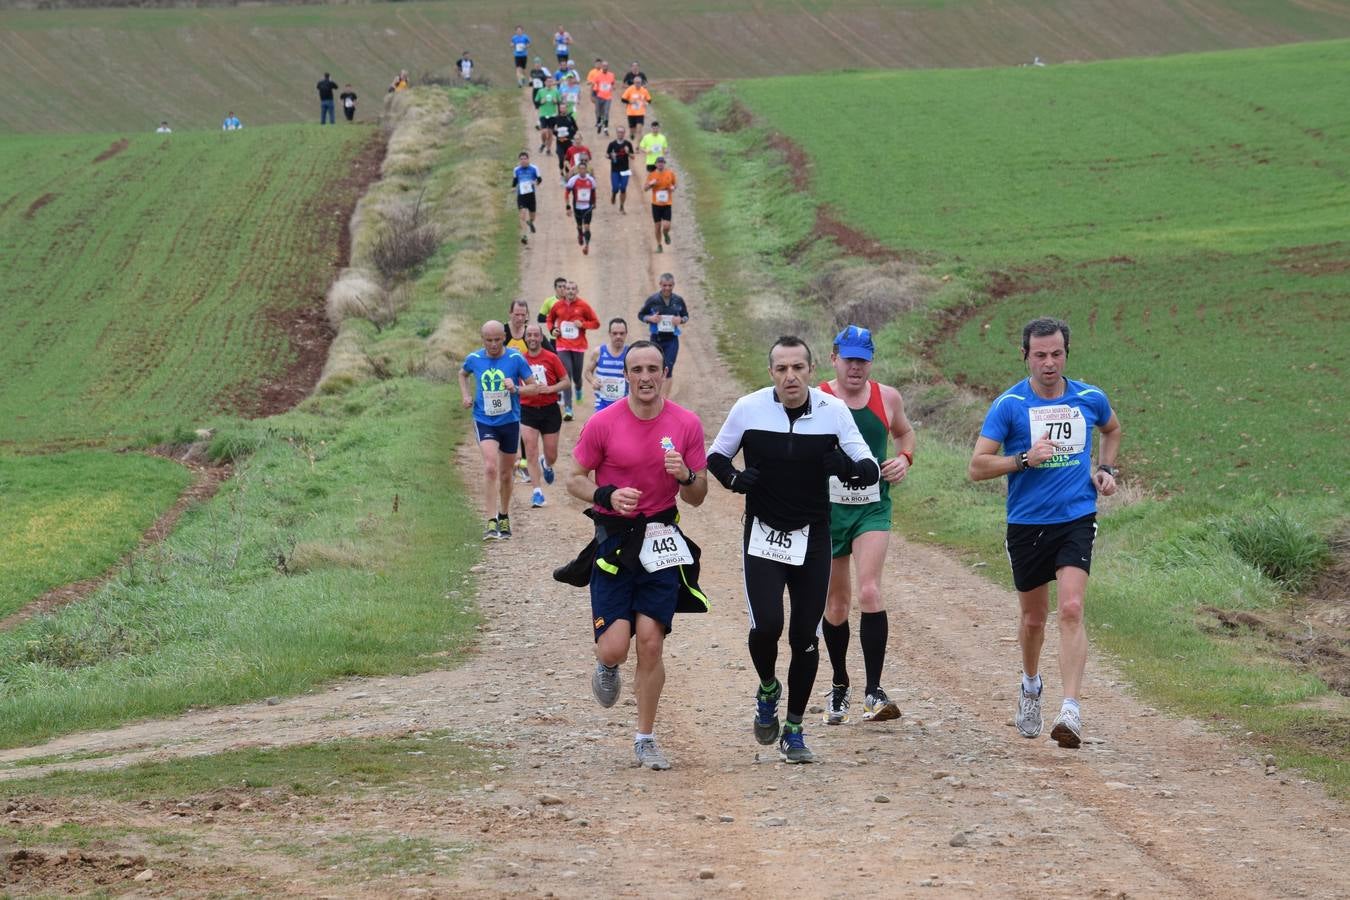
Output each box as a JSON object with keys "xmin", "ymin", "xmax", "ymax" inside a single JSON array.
[{"xmin": 821, "ymin": 380, "xmax": 890, "ymax": 503}]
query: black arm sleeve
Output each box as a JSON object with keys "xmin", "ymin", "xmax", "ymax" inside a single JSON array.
[{"xmin": 706, "ymin": 452, "xmax": 738, "ymax": 490}]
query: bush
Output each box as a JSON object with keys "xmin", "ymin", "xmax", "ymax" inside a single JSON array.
[
  {"xmin": 370, "ymin": 193, "xmax": 440, "ymax": 283},
  {"xmin": 1221, "ymin": 508, "xmax": 1330, "ymax": 592}
]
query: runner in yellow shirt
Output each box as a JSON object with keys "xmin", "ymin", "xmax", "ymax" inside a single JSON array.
[{"xmin": 638, "ymin": 121, "xmax": 669, "ymax": 176}]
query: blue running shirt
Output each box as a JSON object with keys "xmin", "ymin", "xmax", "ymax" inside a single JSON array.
[
  {"xmin": 462, "ymin": 348, "xmax": 533, "ymax": 425},
  {"xmin": 979, "ymin": 377, "xmax": 1113, "ymax": 525}
]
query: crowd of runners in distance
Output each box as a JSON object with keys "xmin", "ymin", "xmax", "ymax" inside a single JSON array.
[
  {"xmin": 474, "ymin": 25, "xmax": 1125, "ymax": 772},
  {"xmin": 509, "ymin": 26, "xmax": 675, "ymax": 255}
]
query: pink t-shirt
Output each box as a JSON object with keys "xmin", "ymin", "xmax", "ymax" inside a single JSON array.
[{"xmin": 573, "ymin": 399, "xmax": 707, "ymax": 517}]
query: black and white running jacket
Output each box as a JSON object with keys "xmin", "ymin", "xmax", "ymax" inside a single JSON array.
[{"xmin": 707, "ymin": 386, "xmax": 879, "ymax": 532}]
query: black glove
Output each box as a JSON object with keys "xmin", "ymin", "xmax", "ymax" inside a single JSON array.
[
  {"xmin": 729, "ymin": 468, "xmax": 760, "ymax": 494},
  {"xmin": 821, "ymin": 448, "xmax": 853, "ymax": 478}
]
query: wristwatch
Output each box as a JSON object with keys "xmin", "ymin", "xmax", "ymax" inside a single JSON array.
[
  {"xmin": 680, "ymin": 467, "xmax": 698, "ymax": 486},
  {"xmin": 1017, "ymin": 451, "xmax": 1030, "ymax": 471},
  {"xmin": 1097, "ymin": 464, "xmax": 1119, "ymax": 477}
]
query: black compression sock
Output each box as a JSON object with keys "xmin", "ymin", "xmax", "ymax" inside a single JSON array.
[
  {"xmin": 860, "ymin": 610, "xmax": 888, "ymax": 695},
  {"xmin": 820, "ymin": 618, "xmax": 850, "ymax": 688}
]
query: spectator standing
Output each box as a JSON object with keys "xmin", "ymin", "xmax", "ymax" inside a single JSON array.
[{"xmin": 317, "ymin": 72, "xmax": 339, "ymax": 124}]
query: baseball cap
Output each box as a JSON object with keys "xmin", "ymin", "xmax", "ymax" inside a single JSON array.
[{"xmin": 833, "ymin": 325, "xmax": 874, "ymax": 360}]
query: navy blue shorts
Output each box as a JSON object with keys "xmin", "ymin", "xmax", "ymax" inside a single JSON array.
[
  {"xmin": 590, "ymin": 534, "xmax": 679, "ymax": 641},
  {"xmin": 653, "ymin": 334, "xmax": 679, "ymax": 376},
  {"xmin": 474, "ymin": 419, "xmax": 521, "ymax": 455}
]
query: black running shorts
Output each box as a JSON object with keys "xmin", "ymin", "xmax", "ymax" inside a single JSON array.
[
  {"xmin": 1005, "ymin": 513, "xmax": 1097, "ymax": 592},
  {"xmin": 520, "ymin": 402, "xmax": 562, "ymax": 435},
  {"xmin": 651, "ymin": 204, "xmax": 672, "ymax": 223}
]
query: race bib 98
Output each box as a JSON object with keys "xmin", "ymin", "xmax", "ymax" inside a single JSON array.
[{"xmin": 482, "ymin": 390, "xmax": 510, "ymax": 416}]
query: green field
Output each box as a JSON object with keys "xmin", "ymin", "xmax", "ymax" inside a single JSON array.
[
  {"xmin": 677, "ymin": 40, "xmax": 1349, "ymax": 789},
  {"xmin": 3, "ymin": 0, "xmax": 1349, "ymax": 131},
  {"xmin": 735, "ymin": 40, "xmax": 1350, "ymax": 501},
  {"xmin": 0, "ymin": 126, "xmax": 374, "ymax": 447},
  {"xmin": 0, "ymin": 451, "xmax": 189, "ymax": 619}
]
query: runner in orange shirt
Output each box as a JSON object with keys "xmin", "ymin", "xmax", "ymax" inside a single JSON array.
[
  {"xmin": 589, "ymin": 60, "xmax": 616, "ymax": 137},
  {"xmin": 621, "ymin": 76, "xmax": 652, "ymax": 141},
  {"xmin": 643, "ymin": 156, "xmax": 677, "ymax": 253}
]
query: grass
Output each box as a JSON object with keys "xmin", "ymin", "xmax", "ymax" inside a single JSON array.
[
  {"xmin": 0, "ymin": 86, "xmax": 521, "ymax": 750},
  {"xmin": 0, "ymin": 125, "xmax": 373, "ymax": 447},
  {"xmin": 668, "ymin": 43, "xmax": 1349, "ymax": 795},
  {"xmin": 4, "ymin": 1, "xmax": 1350, "ymax": 131},
  {"xmin": 0, "ymin": 451, "xmax": 189, "ymax": 619},
  {"xmin": 0, "ymin": 732, "xmax": 492, "ymax": 800}
]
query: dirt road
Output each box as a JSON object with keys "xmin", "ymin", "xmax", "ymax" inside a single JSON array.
[{"xmin": 2, "ymin": 93, "xmax": 1346, "ymax": 897}]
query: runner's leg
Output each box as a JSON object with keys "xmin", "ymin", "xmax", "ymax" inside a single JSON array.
[
  {"xmin": 497, "ymin": 449, "xmax": 516, "ymax": 519},
  {"xmin": 743, "ymin": 552, "xmax": 788, "ymax": 687},
  {"xmin": 521, "ymin": 425, "xmax": 543, "ymax": 487},
  {"xmin": 1018, "ymin": 583, "xmax": 1050, "ymax": 681},
  {"xmin": 542, "ymin": 429, "xmax": 561, "ymax": 468},
  {"xmin": 595, "ymin": 618, "xmax": 633, "ymax": 667},
  {"xmin": 633, "ymin": 613, "xmax": 666, "ymax": 734},
  {"xmin": 1054, "ymin": 566, "xmax": 1089, "ymax": 700},
  {"xmin": 851, "ymin": 530, "xmax": 891, "ymax": 694},
  {"xmin": 783, "ymin": 538, "xmax": 832, "ymax": 721},
  {"xmin": 476, "ymin": 438, "xmax": 502, "ymax": 519},
  {"xmin": 822, "ymin": 553, "xmax": 852, "ymax": 688}
]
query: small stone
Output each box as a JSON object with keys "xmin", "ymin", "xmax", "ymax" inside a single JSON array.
[
  {"xmin": 348, "ymin": 692, "xmax": 370, "ymax": 699},
  {"xmin": 134, "ymin": 869, "xmax": 155, "ymax": 882},
  {"xmin": 698, "ymin": 868, "xmax": 715, "ymax": 880},
  {"xmin": 694, "ymin": 813, "xmax": 707, "ymax": 821},
  {"xmin": 538, "ymin": 793, "xmax": 563, "ymax": 806},
  {"xmin": 808, "ymin": 705, "xmax": 824, "ymax": 715},
  {"xmin": 483, "ymin": 783, "xmax": 496, "ymax": 793},
  {"xmin": 931, "ymin": 771, "xmax": 951, "ymax": 780},
  {"xmin": 763, "ymin": 817, "xmax": 787, "ymax": 827},
  {"xmin": 1157, "ymin": 790, "xmax": 1176, "ymax": 799},
  {"xmin": 1264, "ymin": 754, "xmax": 1277, "ymax": 767},
  {"xmin": 873, "ymin": 795, "xmax": 890, "ymax": 804},
  {"xmin": 265, "ymin": 696, "xmax": 280, "ymax": 706},
  {"xmin": 949, "ymin": 833, "xmax": 968, "ymax": 847},
  {"xmin": 719, "ymin": 814, "xmax": 735, "ymax": 823},
  {"xmin": 1103, "ymin": 782, "xmax": 1133, "ymax": 791}
]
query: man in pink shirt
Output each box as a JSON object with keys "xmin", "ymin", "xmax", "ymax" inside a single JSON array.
[{"xmin": 567, "ymin": 340, "xmax": 708, "ymax": 770}]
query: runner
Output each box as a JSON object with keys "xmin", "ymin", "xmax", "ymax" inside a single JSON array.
[
  {"xmin": 636, "ymin": 272, "xmax": 688, "ymax": 398},
  {"xmin": 643, "ymin": 157, "xmax": 677, "ymax": 253},
  {"xmin": 505, "ymin": 300, "xmax": 553, "ymax": 355},
  {"xmin": 519, "ymin": 323, "xmax": 571, "ymax": 508},
  {"xmin": 538, "ymin": 276, "xmax": 568, "ymax": 326},
  {"xmin": 707, "ymin": 336, "xmax": 879, "ymax": 764},
  {"xmin": 534, "ymin": 76, "xmax": 561, "ymax": 155},
  {"xmin": 818, "ymin": 326, "xmax": 917, "ymax": 726},
  {"xmin": 511, "ymin": 26, "xmax": 531, "ymax": 86},
  {"xmin": 528, "ymin": 59, "xmax": 552, "ymax": 129},
  {"xmin": 968, "ymin": 317, "xmax": 1122, "ymax": 749},
  {"xmin": 562, "ymin": 136, "xmax": 594, "ymax": 200},
  {"xmin": 552, "ymin": 103, "xmax": 579, "ymax": 175},
  {"xmin": 621, "ymin": 76, "xmax": 651, "ymax": 141},
  {"xmin": 559, "ymin": 65, "xmax": 583, "ymax": 120},
  {"xmin": 457, "ymin": 52, "xmax": 474, "ymax": 82},
  {"xmin": 605, "ymin": 126, "xmax": 635, "ymax": 213},
  {"xmin": 584, "ymin": 318, "xmax": 630, "ymax": 412},
  {"xmin": 553, "ymin": 25, "xmax": 572, "ymax": 66},
  {"xmin": 565, "ymin": 340, "xmax": 709, "ymax": 770},
  {"xmin": 638, "ymin": 121, "xmax": 668, "ymax": 174},
  {"xmin": 589, "ymin": 60, "xmax": 616, "ymax": 135},
  {"xmin": 511, "ymin": 151, "xmax": 542, "ymax": 245},
  {"xmin": 458, "ymin": 320, "xmax": 539, "ymax": 541},
  {"xmin": 622, "ymin": 61, "xmax": 648, "ymax": 87},
  {"xmin": 545, "ymin": 281, "xmax": 600, "ymax": 419},
  {"xmin": 564, "ymin": 161, "xmax": 599, "ymax": 255}
]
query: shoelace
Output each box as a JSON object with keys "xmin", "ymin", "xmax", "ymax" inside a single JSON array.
[{"xmin": 783, "ymin": 728, "xmax": 807, "ymax": 749}]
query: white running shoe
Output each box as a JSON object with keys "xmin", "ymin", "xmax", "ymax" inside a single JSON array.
[
  {"xmin": 634, "ymin": 737, "xmax": 671, "ymax": 770},
  {"xmin": 1016, "ymin": 682, "xmax": 1044, "ymax": 738},
  {"xmin": 862, "ymin": 688, "xmax": 901, "ymax": 722},
  {"xmin": 823, "ymin": 684, "xmax": 851, "ymax": 725},
  {"xmin": 591, "ymin": 662, "xmax": 621, "ymax": 708},
  {"xmin": 1051, "ymin": 705, "xmax": 1083, "ymax": 749}
]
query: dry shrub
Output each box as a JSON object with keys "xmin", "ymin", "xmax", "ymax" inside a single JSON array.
[
  {"xmin": 806, "ymin": 260, "xmax": 939, "ymax": 331},
  {"xmin": 288, "ymin": 540, "xmax": 370, "ymax": 574},
  {"xmin": 902, "ymin": 381, "xmax": 987, "ymax": 445},
  {"xmin": 317, "ymin": 324, "xmax": 374, "ymax": 392},
  {"xmin": 370, "ymin": 193, "xmax": 440, "ymax": 283},
  {"xmin": 325, "ymin": 269, "xmax": 385, "ymax": 328},
  {"xmin": 439, "ymin": 249, "xmax": 495, "ymax": 300}
]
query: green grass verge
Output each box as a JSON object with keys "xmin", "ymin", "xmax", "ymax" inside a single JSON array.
[
  {"xmin": 0, "ymin": 451, "xmax": 190, "ymax": 619},
  {"xmin": 0, "ymin": 87, "xmax": 521, "ymax": 749},
  {"xmin": 4, "ymin": 1, "xmax": 1350, "ymax": 132},
  {"xmin": 667, "ymin": 46, "xmax": 1349, "ymax": 795},
  {"xmin": 0, "ymin": 732, "xmax": 492, "ymax": 800},
  {"xmin": 0, "ymin": 125, "xmax": 373, "ymax": 447}
]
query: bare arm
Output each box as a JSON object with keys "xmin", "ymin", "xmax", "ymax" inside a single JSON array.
[
  {"xmin": 583, "ymin": 347, "xmax": 600, "ymax": 388},
  {"xmin": 457, "ymin": 369, "xmax": 474, "ymax": 409},
  {"xmin": 1093, "ymin": 412, "xmax": 1123, "ymax": 496},
  {"xmin": 880, "ymin": 385, "xmax": 915, "ymax": 484}
]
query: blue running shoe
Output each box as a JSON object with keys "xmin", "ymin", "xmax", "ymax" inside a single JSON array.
[
  {"xmin": 540, "ymin": 454, "xmax": 555, "ymax": 485},
  {"xmin": 754, "ymin": 679, "xmax": 781, "ymax": 746},
  {"xmin": 778, "ymin": 722, "xmax": 815, "ymax": 764}
]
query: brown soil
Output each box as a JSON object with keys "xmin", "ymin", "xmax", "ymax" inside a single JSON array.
[
  {"xmin": 1277, "ymin": 242, "xmax": 1350, "ymax": 277},
  {"xmin": 215, "ymin": 130, "xmax": 386, "ymax": 419},
  {"xmin": 22, "ymin": 192, "xmax": 56, "ymax": 219},
  {"xmin": 652, "ymin": 78, "xmax": 718, "ymax": 103},
  {"xmin": 91, "ymin": 138, "xmax": 128, "ymax": 164},
  {"xmin": 0, "ymin": 458, "xmax": 229, "ymax": 632},
  {"xmin": 1, "ymin": 93, "xmax": 1347, "ymax": 898}
]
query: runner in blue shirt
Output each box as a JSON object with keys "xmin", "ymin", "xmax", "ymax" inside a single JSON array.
[
  {"xmin": 969, "ymin": 317, "xmax": 1122, "ymax": 750},
  {"xmin": 511, "ymin": 152, "xmax": 542, "ymax": 245},
  {"xmin": 511, "ymin": 26, "xmax": 531, "ymax": 86},
  {"xmin": 636, "ymin": 273, "xmax": 689, "ymax": 398},
  {"xmin": 459, "ymin": 320, "xmax": 539, "ymax": 541}
]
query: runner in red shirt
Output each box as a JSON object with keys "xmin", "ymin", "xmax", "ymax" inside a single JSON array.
[
  {"xmin": 562, "ymin": 139, "xmax": 593, "ymax": 211},
  {"xmin": 519, "ymin": 322, "xmax": 572, "ymax": 508},
  {"xmin": 565, "ymin": 161, "xmax": 600, "ymax": 256},
  {"xmin": 546, "ymin": 281, "xmax": 600, "ymax": 418}
]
